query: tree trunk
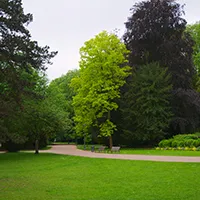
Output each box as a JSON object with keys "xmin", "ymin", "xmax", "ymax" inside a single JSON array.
[{"xmin": 35, "ymin": 139, "xmax": 39, "ymax": 154}]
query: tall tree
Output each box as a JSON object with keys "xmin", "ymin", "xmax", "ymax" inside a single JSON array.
[
  {"xmin": 123, "ymin": 0, "xmax": 194, "ymax": 89},
  {"xmin": 122, "ymin": 63, "xmax": 172, "ymax": 144},
  {"xmin": 0, "ymin": 0, "xmax": 57, "ymax": 143},
  {"xmin": 187, "ymin": 22, "xmax": 200, "ymax": 74},
  {"xmin": 71, "ymin": 31, "xmax": 130, "ymax": 148},
  {"xmin": 123, "ymin": 0, "xmax": 200, "ymax": 134},
  {"xmin": 186, "ymin": 22, "xmax": 200, "ymax": 91}
]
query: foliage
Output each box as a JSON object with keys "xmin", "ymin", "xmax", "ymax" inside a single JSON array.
[
  {"xmin": 0, "ymin": 0, "xmax": 57, "ymax": 143},
  {"xmin": 1, "ymin": 153, "xmax": 200, "ymax": 200},
  {"xmin": 123, "ymin": 0, "xmax": 194, "ymax": 89},
  {"xmin": 158, "ymin": 133, "xmax": 200, "ymax": 148},
  {"xmin": 71, "ymin": 31, "xmax": 130, "ymax": 147},
  {"xmin": 123, "ymin": 0, "xmax": 200, "ymax": 135},
  {"xmin": 187, "ymin": 22, "xmax": 200, "ymax": 74},
  {"xmin": 2, "ymin": 72, "xmax": 68, "ymax": 153},
  {"xmin": 186, "ymin": 22, "xmax": 200, "ymax": 90},
  {"xmin": 122, "ymin": 62, "xmax": 172, "ymax": 143},
  {"xmin": 47, "ymin": 70, "xmax": 79, "ymax": 142}
]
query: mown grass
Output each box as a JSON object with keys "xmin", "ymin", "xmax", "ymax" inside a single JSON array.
[
  {"xmin": 77, "ymin": 145, "xmax": 200, "ymax": 156},
  {"xmin": 0, "ymin": 153, "xmax": 200, "ymax": 200}
]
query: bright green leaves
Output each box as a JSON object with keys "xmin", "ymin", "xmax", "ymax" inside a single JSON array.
[
  {"xmin": 187, "ymin": 23, "xmax": 200, "ymax": 73},
  {"xmin": 71, "ymin": 31, "xmax": 130, "ymax": 139},
  {"xmin": 186, "ymin": 23, "xmax": 200, "ymax": 91}
]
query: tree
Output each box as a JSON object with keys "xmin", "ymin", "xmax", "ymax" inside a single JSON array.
[
  {"xmin": 187, "ymin": 22, "xmax": 200, "ymax": 74},
  {"xmin": 123, "ymin": 0, "xmax": 200, "ymax": 134},
  {"xmin": 123, "ymin": 0, "xmax": 194, "ymax": 89},
  {"xmin": 186, "ymin": 22, "xmax": 200, "ymax": 90},
  {"xmin": 0, "ymin": 0, "xmax": 57, "ymax": 143},
  {"xmin": 122, "ymin": 63, "xmax": 172, "ymax": 144},
  {"xmin": 22, "ymin": 97, "xmax": 65, "ymax": 154},
  {"xmin": 71, "ymin": 31, "xmax": 130, "ymax": 148},
  {"xmin": 47, "ymin": 70, "xmax": 79, "ymax": 143}
]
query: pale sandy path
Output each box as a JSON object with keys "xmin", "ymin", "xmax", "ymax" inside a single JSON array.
[{"xmin": 42, "ymin": 145, "xmax": 200, "ymax": 163}]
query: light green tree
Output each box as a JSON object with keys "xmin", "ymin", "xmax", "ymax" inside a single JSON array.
[
  {"xmin": 187, "ymin": 22, "xmax": 200, "ymax": 90},
  {"xmin": 187, "ymin": 22, "xmax": 200, "ymax": 73},
  {"xmin": 71, "ymin": 31, "xmax": 130, "ymax": 148}
]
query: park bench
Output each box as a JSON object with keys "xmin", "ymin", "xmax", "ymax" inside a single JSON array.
[
  {"xmin": 98, "ymin": 146, "xmax": 106, "ymax": 152},
  {"xmin": 111, "ymin": 146, "xmax": 120, "ymax": 153}
]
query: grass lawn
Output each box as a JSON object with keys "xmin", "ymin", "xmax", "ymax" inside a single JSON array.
[
  {"xmin": 0, "ymin": 153, "xmax": 200, "ymax": 200},
  {"xmin": 77, "ymin": 145, "xmax": 200, "ymax": 156}
]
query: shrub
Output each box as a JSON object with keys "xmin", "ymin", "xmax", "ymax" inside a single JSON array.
[
  {"xmin": 196, "ymin": 146, "xmax": 200, "ymax": 151},
  {"xmin": 173, "ymin": 134, "xmax": 199, "ymax": 140},
  {"xmin": 184, "ymin": 139, "xmax": 195, "ymax": 147},
  {"xmin": 176, "ymin": 140, "xmax": 184, "ymax": 147},
  {"xmin": 171, "ymin": 140, "xmax": 179, "ymax": 148},
  {"xmin": 158, "ymin": 139, "xmax": 173, "ymax": 147}
]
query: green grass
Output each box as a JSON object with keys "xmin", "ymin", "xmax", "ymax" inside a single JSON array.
[
  {"xmin": 77, "ymin": 145, "xmax": 200, "ymax": 156},
  {"xmin": 0, "ymin": 153, "xmax": 200, "ymax": 200}
]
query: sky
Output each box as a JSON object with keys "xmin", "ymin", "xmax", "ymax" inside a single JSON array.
[{"xmin": 22, "ymin": 0, "xmax": 200, "ymax": 81}]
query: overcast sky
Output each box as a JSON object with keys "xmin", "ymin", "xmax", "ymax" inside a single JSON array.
[{"xmin": 22, "ymin": 0, "xmax": 200, "ymax": 81}]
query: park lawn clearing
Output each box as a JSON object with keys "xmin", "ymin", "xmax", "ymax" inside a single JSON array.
[
  {"xmin": 0, "ymin": 153, "xmax": 200, "ymax": 200},
  {"xmin": 77, "ymin": 145, "xmax": 200, "ymax": 156}
]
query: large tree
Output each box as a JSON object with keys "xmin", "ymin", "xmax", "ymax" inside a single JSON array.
[
  {"xmin": 123, "ymin": 0, "xmax": 194, "ymax": 89},
  {"xmin": 122, "ymin": 63, "xmax": 172, "ymax": 145},
  {"xmin": 186, "ymin": 22, "xmax": 200, "ymax": 91},
  {"xmin": 71, "ymin": 31, "xmax": 130, "ymax": 148},
  {"xmin": 187, "ymin": 22, "xmax": 200, "ymax": 74},
  {"xmin": 0, "ymin": 0, "xmax": 57, "ymax": 143},
  {"xmin": 123, "ymin": 0, "xmax": 200, "ymax": 134}
]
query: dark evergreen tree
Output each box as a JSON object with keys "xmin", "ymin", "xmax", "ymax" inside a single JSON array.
[
  {"xmin": 122, "ymin": 63, "xmax": 172, "ymax": 145},
  {"xmin": 123, "ymin": 0, "xmax": 200, "ymax": 135}
]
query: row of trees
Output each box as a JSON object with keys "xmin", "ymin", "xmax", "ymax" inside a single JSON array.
[
  {"xmin": 68, "ymin": 0, "xmax": 200, "ymax": 147},
  {"xmin": 1, "ymin": 0, "xmax": 200, "ymax": 151},
  {"xmin": 0, "ymin": 0, "xmax": 67, "ymax": 153}
]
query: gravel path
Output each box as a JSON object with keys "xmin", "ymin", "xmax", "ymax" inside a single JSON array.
[{"xmin": 43, "ymin": 145, "xmax": 200, "ymax": 163}]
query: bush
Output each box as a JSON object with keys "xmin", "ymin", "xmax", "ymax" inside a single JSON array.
[
  {"xmin": 158, "ymin": 139, "xmax": 173, "ymax": 148},
  {"xmin": 171, "ymin": 140, "xmax": 179, "ymax": 148},
  {"xmin": 184, "ymin": 139, "xmax": 195, "ymax": 147},
  {"xmin": 173, "ymin": 134, "xmax": 199, "ymax": 140},
  {"xmin": 196, "ymin": 146, "xmax": 200, "ymax": 151},
  {"xmin": 157, "ymin": 134, "xmax": 200, "ymax": 149},
  {"xmin": 176, "ymin": 140, "xmax": 184, "ymax": 147}
]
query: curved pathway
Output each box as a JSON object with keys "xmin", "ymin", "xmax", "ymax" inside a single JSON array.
[{"xmin": 42, "ymin": 145, "xmax": 200, "ymax": 163}]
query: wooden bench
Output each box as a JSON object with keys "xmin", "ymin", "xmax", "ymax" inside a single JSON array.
[
  {"xmin": 111, "ymin": 146, "xmax": 120, "ymax": 153},
  {"xmin": 98, "ymin": 146, "xmax": 106, "ymax": 152}
]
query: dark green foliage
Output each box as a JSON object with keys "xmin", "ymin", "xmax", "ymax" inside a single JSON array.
[
  {"xmin": 0, "ymin": 0, "xmax": 57, "ymax": 144},
  {"xmin": 123, "ymin": 0, "xmax": 200, "ymax": 135},
  {"xmin": 122, "ymin": 62, "xmax": 172, "ymax": 144},
  {"xmin": 123, "ymin": 0, "xmax": 194, "ymax": 89},
  {"xmin": 169, "ymin": 88, "xmax": 200, "ymax": 134}
]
